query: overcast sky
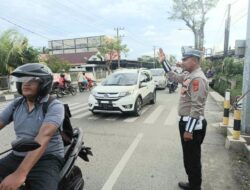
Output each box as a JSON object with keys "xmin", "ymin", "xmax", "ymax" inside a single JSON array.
[{"xmin": 0, "ymin": 0, "xmax": 248, "ymax": 60}]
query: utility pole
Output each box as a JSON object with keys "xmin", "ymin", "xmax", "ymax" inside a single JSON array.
[
  {"xmin": 224, "ymin": 4, "xmax": 231, "ymax": 56},
  {"xmin": 241, "ymin": 0, "xmax": 250, "ymax": 134},
  {"xmin": 153, "ymin": 46, "xmax": 159, "ymax": 68},
  {"xmin": 153, "ymin": 46, "xmax": 156, "ymax": 68},
  {"xmin": 114, "ymin": 27, "xmax": 124, "ymax": 68}
]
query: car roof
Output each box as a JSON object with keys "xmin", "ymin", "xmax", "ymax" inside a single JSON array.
[
  {"xmin": 150, "ymin": 68, "xmax": 164, "ymax": 71},
  {"xmin": 114, "ymin": 68, "xmax": 149, "ymax": 74}
]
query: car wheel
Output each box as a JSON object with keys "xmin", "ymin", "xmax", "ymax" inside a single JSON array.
[
  {"xmin": 150, "ymin": 90, "xmax": 156, "ymax": 104},
  {"xmin": 91, "ymin": 110, "xmax": 97, "ymax": 115},
  {"xmin": 56, "ymin": 89, "xmax": 63, "ymax": 98},
  {"xmin": 132, "ymin": 97, "xmax": 142, "ymax": 116},
  {"xmin": 169, "ymin": 87, "xmax": 172, "ymax": 94}
]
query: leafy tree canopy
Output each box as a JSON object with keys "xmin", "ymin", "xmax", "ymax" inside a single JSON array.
[
  {"xmin": 0, "ymin": 29, "xmax": 40, "ymax": 75},
  {"xmin": 169, "ymin": 0, "xmax": 218, "ymax": 49},
  {"xmin": 45, "ymin": 55, "xmax": 71, "ymax": 73}
]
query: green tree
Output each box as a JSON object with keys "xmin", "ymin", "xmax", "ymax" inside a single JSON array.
[
  {"xmin": 22, "ymin": 46, "xmax": 39, "ymax": 64},
  {"xmin": 98, "ymin": 36, "xmax": 129, "ymax": 73},
  {"xmin": 169, "ymin": 0, "xmax": 218, "ymax": 50},
  {"xmin": 138, "ymin": 55, "xmax": 155, "ymax": 68},
  {"xmin": 45, "ymin": 55, "xmax": 71, "ymax": 73},
  {"xmin": 223, "ymin": 57, "xmax": 243, "ymax": 77},
  {"xmin": 0, "ymin": 29, "xmax": 27, "ymax": 74},
  {"xmin": 0, "ymin": 29, "xmax": 40, "ymax": 75},
  {"xmin": 167, "ymin": 55, "xmax": 177, "ymax": 65}
]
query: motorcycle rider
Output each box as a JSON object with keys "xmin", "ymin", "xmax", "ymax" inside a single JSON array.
[
  {"xmin": 0, "ymin": 63, "xmax": 65, "ymax": 190},
  {"xmin": 78, "ymin": 72, "xmax": 88, "ymax": 88},
  {"xmin": 58, "ymin": 73, "xmax": 70, "ymax": 95}
]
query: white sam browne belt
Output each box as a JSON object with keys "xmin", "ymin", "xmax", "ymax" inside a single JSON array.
[{"xmin": 179, "ymin": 116, "xmax": 205, "ymax": 130}]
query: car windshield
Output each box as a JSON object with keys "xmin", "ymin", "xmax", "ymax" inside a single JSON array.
[
  {"xmin": 102, "ymin": 73, "xmax": 138, "ymax": 86},
  {"xmin": 150, "ymin": 69, "xmax": 165, "ymax": 76}
]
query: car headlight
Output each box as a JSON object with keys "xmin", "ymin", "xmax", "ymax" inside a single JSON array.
[
  {"xmin": 91, "ymin": 90, "xmax": 98, "ymax": 97},
  {"xmin": 119, "ymin": 91, "xmax": 133, "ymax": 97}
]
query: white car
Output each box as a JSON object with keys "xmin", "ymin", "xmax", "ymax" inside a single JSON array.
[
  {"xmin": 150, "ymin": 68, "xmax": 167, "ymax": 89},
  {"xmin": 88, "ymin": 68, "xmax": 156, "ymax": 116}
]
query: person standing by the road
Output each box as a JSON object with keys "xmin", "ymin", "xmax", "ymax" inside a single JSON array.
[{"xmin": 159, "ymin": 48, "xmax": 209, "ymax": 190}]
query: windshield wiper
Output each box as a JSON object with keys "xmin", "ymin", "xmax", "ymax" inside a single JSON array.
[
  {"xmin": 123, "ymin": 84, "xmax": 135, "ymax": 86},
  {"xmin": 103, "ymin": 83, "xmax": 119, "ymax": 86}
]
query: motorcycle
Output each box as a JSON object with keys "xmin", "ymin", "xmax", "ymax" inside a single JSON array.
[
  {"xmin": 167, "ymin": 79, "xmax": 178, "ymax": 94},
  {"xmin": 0, "ymin": 128, "xmax": 93, "ymax": 190},
  {"xmin": 78, "ymin": 78, "xmax": 96, "ymax": 92},
  {"xmin": 51, "ymin": 81, "xmax": 77, "ymax": 98}
]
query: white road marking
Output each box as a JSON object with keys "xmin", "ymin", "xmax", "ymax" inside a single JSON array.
[
  {"xmin": 73, "ymin": 111, "xmax": 92, "ymax": 119},
  {"xmin": 164, "ymin": 106, "xmax": 178, "ymax": 126},
  {"xmin": 105, "ymin": 116, "xmax": 118, "ymax": 121},
  {"xmin": 71, "ymin": 107, "xmax": 89, "ymax": 115},
  {"xmin": 68, "ymin": 102, "xmax": 80, "ymax": 107},
  {"xmin": 123, "ymin": 106, "xmax": 151, "ymax": 123},
  {"xmin": 101, "ymin": 133, "xmax": 144, "ymax": 190},
  {"xmin": 144, "ymin": 105, "xmax": 165, "ymax": 124},
  {"xmin": 88, "ymin": 116, "xmax": 99, "ymax": 120},
  {"xmin": 69, "ymin": 103, "xmax": 88, "ymax": 110}
]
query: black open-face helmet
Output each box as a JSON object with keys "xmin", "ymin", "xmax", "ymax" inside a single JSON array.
[{"xmin": 11, "ymin": 63, "xmax": 53, "ymax": 98}]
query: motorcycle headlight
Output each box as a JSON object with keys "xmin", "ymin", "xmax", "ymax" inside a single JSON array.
[{"xmin": 160, "ymin": 79, "xmax": 166, "ymax": 84}]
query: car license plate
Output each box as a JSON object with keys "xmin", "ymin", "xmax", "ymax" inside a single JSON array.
[{"xmin": 100, "ymin": 101, "xmax": 109, "ymax": 104}]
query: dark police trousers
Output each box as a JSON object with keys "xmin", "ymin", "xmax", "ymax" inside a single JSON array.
[
  {"xmin": 179, "ymin": 118, "xmax": 207, "ymax": 189},
  {"xmin": 0, "ymin": 153, "xmax": 63, "ymax": 190}
]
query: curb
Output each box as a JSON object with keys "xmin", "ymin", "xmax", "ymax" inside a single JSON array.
[
  {"xmin": 209, "ymin": 87, "xmax": 224, "ymax": 109},
  {"xmin": 208, "ymin": 88, "xmax": 250, "ymax": 161},
  {"xmin": 0, "ymin": 94, "xmax": 20, "ymax": 102}
]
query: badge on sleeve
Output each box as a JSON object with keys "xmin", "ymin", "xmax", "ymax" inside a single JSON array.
[{"xmin": 192, "ymin": 80, "xmax": 199, "ymax": 91}]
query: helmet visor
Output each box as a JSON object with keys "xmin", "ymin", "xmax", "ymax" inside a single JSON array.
[{"xmin": 12, "ymin": 76, "xmax": 42, "ymax": 83}]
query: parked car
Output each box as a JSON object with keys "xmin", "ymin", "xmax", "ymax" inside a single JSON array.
[
  {"xmin": 88, "ymin": 68, "xmax": 156, "ymax": 116},
  {"xmin": 150, "ymin": 68, "xmax": 167, "ymax": 89}
]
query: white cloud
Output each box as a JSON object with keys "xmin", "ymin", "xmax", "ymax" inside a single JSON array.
[
  {"xmin": 143, "ymin": 25, "xmax": 156, "ymax": 36},
  {"xmin": 0, "ymin": 0, "xmax": 247, "ymax": 60}
]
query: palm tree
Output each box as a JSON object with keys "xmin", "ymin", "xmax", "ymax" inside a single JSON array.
[{"xmin": 0, "ymin": 29, "xmax": 29, "ymax": 75}]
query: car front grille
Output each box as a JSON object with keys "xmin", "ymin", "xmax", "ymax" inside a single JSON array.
[
  {"xmin": 94, "ymin": 104, "xmax": 121, "ymax": 111},
  {"xmin": 95, "ymin": 92, "xmax": 119, "ymax": 101}
]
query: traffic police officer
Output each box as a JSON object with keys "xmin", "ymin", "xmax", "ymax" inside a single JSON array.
[{"xmin": 159, "ymin": 48, "xmax": 209, "ymax": 190}]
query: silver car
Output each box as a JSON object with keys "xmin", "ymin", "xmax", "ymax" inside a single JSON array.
[{"xmin": 150, "ymin": 68, "xmax": 167, "ymax": 89}]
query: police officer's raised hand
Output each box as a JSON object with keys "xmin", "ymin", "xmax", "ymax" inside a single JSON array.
[
  {"xmin": 159, "ymin": 48, "xmax": 166, "ymax": 63},
  {"xmin": 183, "ymin": 132, "xmax": 193, "ymax": 141}
]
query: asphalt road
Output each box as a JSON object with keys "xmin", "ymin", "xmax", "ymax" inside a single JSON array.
[{"xmin": 0, "ymin": 89, "xmax": 244, "ymax": 190}]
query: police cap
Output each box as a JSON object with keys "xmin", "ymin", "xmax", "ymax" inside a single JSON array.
[{"xmin": 182, "ymin": 48, "xmax": 202, "ymax": 60}]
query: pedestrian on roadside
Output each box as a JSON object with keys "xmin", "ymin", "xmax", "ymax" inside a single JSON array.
[{"xmin": 159, "ymin": 48, "xmax": 209, "ymax": 190}]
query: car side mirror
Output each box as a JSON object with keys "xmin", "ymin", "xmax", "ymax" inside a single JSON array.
[{"xmin": 140, "ymin": 82, "xmax": 147, "ymax": 88}]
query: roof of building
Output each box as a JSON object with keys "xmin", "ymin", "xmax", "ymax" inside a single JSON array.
[{"xmin": 54, "ymin": 52, "xmax": 97, "ymax": 65}]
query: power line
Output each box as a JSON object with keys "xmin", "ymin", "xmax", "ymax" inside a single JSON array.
[
  {"xmin": 0, "ymin": 16, "xmax": 75, "ymax": 49},
  {"xmin": 0, "ymin": 16, "xmax": 50, "ymax": 40},
  {"xmin": 231, "ymin": 0, "xmax": 240, "ymax": 5},
  {"xmin": 65, "ymin": 1, "xmax": 150, "ymax": 47},
  {"xmin": 213, "ymin": 8, "xmax": 228, "ymax": 48},
  {"xmin": 1, "ymin": 0, "xmax": 153, "ymax": 53},
  {"xmin": 232, "ymin": 12, "xmax": 247, "ymax": 25}
]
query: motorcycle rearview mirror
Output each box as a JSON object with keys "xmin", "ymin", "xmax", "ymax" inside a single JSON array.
[
  {"xmin": 11, "ymin": 138, "xmax": 41, "ymax": 152},
  {"xmin": 0, "ymin": 138, "xmax": 41, "ymax": 156}
]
